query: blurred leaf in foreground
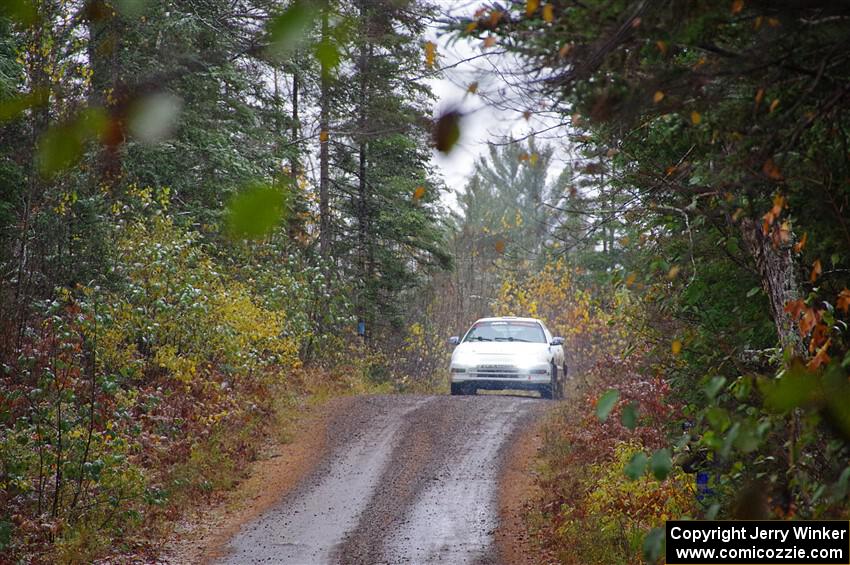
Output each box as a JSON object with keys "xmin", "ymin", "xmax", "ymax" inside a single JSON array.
[
  {"xmin": 596, "ymin": 388, "xmax": 619, "ymax": 421},
  {"xmin": 226, "ymin": 182, "xmax": 291, "ymax": 239},
  {"xmin": 129, "ymin": 92, "xmax": 183, "ymax": 143},
  {"xmin": 37, "ymin": 108, "xmax": 108, "ymax": 178},
  {"xmin": 0, "ymin": 0, "xmax": 37, "ymax": 26},
  {"xmin": 266, "ymin": 0, "xmax": 316, "ymax": 60},
  {"xmin": 624, "ymin": 451, "xmax": 648, "ymax": 480},
  {"xmin": 433, "ymin": 109, "xmax": 461, "ymax": 153}
]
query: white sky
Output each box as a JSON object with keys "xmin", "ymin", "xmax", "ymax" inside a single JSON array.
[{"xmin": 424, "ymin": 0, "xmax": 570, "ymax": 208}]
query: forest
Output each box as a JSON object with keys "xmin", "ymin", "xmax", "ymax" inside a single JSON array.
[{"xmin": 1, "ymin": 0, "xmax": 850, "ymax": 563}]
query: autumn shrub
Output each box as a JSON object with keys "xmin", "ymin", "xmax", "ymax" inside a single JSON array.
[{"xmin": 0, "ymin": 187, "xmax": 368, "ymax": 562}]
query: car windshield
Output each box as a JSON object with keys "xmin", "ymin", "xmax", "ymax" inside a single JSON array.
[{"xmin": 463, "ymin": 321, "xmax": 546, "ymax": 343}]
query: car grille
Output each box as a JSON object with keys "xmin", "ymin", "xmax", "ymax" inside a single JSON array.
[{"xmin": 473, "ymin": 364, "xmax": 520, "ymax": 379}]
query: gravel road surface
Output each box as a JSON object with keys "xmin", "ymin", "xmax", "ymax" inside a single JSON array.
[{"xmin": 218, "ymin": 394, "xmax": 547, "ymax": 564}]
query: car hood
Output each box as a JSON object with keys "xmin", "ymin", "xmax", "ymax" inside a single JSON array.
[{"xmin": 453, "ymin": 341, "xmax": 550, "ymax": 358}]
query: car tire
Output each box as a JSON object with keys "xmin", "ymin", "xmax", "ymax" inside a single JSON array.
[
  {"xmin": 550, "ymin": 361, "xmax": 561, "ymax": 400},
  {"xmin": 450, "ymin": 383, "xmax": 464, "ymax": 396},
  {"xmin": 539, "ymin": 384, "xmax": 553, "ymax": 399}
]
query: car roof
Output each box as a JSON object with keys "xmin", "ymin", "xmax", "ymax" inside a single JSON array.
[{"xmin": 474, "ymin": 316, "xmax": 544, "ymax": 324}]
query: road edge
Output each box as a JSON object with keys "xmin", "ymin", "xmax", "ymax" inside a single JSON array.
[
  {"xmin": 495, "ymin": 406, "xmax": 547, "ymax": 565},
  {"xmin": 161, "ymin": 395, "xmax": 359, "ymax": 564}
]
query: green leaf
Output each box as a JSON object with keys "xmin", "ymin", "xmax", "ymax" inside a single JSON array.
[
  {"xmin": 642, "ymin": 527, "xmax": 665, "ymax": 563},
  {"xmin": 760, "ymin": 363, "xmax": 818, "ymax": 413},
  {"xmin": 36, "ymin": 108, "xmax": 108, "ymax": 178},
  {"xmin": 0, "ymin": 89, "xmax": 47, "ymax": 122},
  {"xmin": 624, "ymin": 451, "xmax": 648, "ymax": 480},
  {"xmin": 621, "ymin": 401, "xmax": 638, "ymax": 430},
  {"xmin": 0, "ymin": 0, "xmax": 37, "ymax": 26},
  {"xmin": 266, "ymin": 1, "xmax": 316, "ymax": 59},
  {"xmin": 649, "ymin": 448, "xmax": 672, "ymax": 480},
  {"xmin": 596, "ymin": 388, "xmax": 619, "ymax": 421},
  {"xmin": 746, "ymin": 286, "xmax": 760, "ymax": 297},
  {"xmin": 314, "ymin": 38, "xmax": 341, "ymax": 73},
  {"xmin": 226, "ymin": 183, "xmax": 290, "ymax": 239},
  {"xmin": 704, "ymin": 375, "xmax": 726, "ymax": 400}
]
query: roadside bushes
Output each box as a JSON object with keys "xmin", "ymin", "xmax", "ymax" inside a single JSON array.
[
  {"xmin": 532, "ymin": 352, "xmax": 696, "ymax": 564},
  {"xmin": 0, "ymin": 187, "xmax": 361, "ymax": 562}
]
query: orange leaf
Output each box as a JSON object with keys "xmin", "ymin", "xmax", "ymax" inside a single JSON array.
[
  {"xmin": 466, "ymin": 81, "xmax": 479, "ymax": 94},
  {"xmin": 523, "ymin": 110, "xmax": 532, "ymax": 120},
  {"xmin": 799, "ymin": 307, "xmax": 818, "ymax": 336},
  {"xmin": 768, "ymin": 17, "xmax": 780, "ymax": 27},
  {"xmin": 559, "ymin": 43, "xmax": 573, "ymax": 58},
  {"xmin": 762, "ymin": 158, "xmax": 783, "ymax": 181},
  {"xmin": 412, "ymin": 186, "xmax": 426, "ymax": 200},
  {"xmin": 542, "ymin": 3, "xmax": 554, "ymax": 22},
  {"xmin": 769, "ymin": 98, "xmax": 780, "ymax": 113},
  {"xmin": 793, "ymin": 232, "xmax": 808, "ymax": 253},
  {"xmin": 690, "ymin": 111, "xmax": 702, "ymax": 125},
  {"xmin": 526, "ymin": 0, "xmax": 539, "ymax": 17},
  {"xmin": 495, "ymin": 239, "xmax": 506, "ymax": 254},
  {"xmin": 810, "ymin": 259, "xmax": 822, "ymax": 283},
  {"xmin": 489, "ymin": 9, "xmax": 502, "ymax": 26},
  {"xmin": 731, "ymin": 0, "xmax": 744, "ymax": 14},
  {"xmin": 656, "ymin": 40, "xmax": 668, "ymax": 56},
  {"xmin": 653, "ymin": 90, "xmax": 664, "ymax": 103},
  {"xmin": 836, "ymin": 288, "xmax": 850, "ymax": 314},
  {"xmin": 784, "ymin": 298, "xmax": 805, "ymax": 320},
  {"xmin": 755, "ymin": 88, "xmax": 764, "ymax": 105},
  {"xmin": 319, "ymin": 129, "xmax": 329, "ymax": 143},
  {"xmin": 807, "ymin": 338, "xmax": 831, "ymax": 370},
  {"xmin": 482, "ymin": 36, "xmax": 496, "ymax": 49}
]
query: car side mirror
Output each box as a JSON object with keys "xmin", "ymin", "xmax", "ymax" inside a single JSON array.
[
  {"xmin": 448, "ymin": 336, "xmax": 460, "ymax": 346},
  {"xmin": 550, "ymin": 336, "xmax": 564, "ymax": 346}
]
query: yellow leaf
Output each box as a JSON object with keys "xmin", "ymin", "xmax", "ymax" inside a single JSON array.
[
  {"xmin": 625, "ymin": 272, "xmax": 637, "ymax": 287},
  {"xmin": 542, "ymin": 3, "xmax": 554, "ymax": 22},
  {"xmin": 653, "ymin": 90, "xmax": 664, "ymax": 103},
  {"xmin": 467, "ymin": 81, "xmax": 479, "ymax": 94},
  {"xmin": 319, "ymin": 129, "xmax": 329, "ymax": 142},
  {"xmin": 424, "ymin": 41, "xmax": 437, "ymax": 69},
  {"xmin": 768, "ymin": 17, "xmax": 780, "ymax": 27},
  {"xmin": 731, "ymin": 0, "xmax": 744, "ymax": 14},
  {"xmin": 529, "ymin": 153, "xmax": 539, "ymax": 166},
  {"xmin": 671, "ymin": 340, "xmax": 682, "ymax": 355},
  {"xmin": 754, "ymin": 16, "xmax": 763, "ymax": 29},
  {"xmin": 667, "ymin": 265, "xmax": 680, "ymax": 279},
  {"xmin": 465, "ymin": 21, "xmax": 477, "ymax": 33},
  {"xmin": 690, "ymin": 111, "xmax": 702, "ymax": 125},
  {"xmin": 769, "ymin": 98, "xmax": 780, "ymax": 113},
  {"xmin": 412, "ymin": 186, "xmax": 426, "ymax": 200},
  {"xmin": 526, "ymin": 0, "xmax": 539, "ymax": 17}
]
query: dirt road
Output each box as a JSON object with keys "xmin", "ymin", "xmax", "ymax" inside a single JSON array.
[{"xmin": 216, "ymin": 394, "xmax": 548, "ymax": 564}]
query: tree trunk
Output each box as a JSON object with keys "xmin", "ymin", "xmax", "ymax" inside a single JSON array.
[
  {"xmin": 739, "ymin": 217, "xmax": 805, "ymax": 357},
  {"xmin": 318, "ymin": 9, "xmax": 331, "ymax": 258}
]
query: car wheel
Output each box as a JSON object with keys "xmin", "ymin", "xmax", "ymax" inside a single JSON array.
[
  {"xmin": 539, "ymin": 384, "xmax": 553, "ymax": 399},
  {"xmin": 450, "ymin": 383, "xmax": 464, "ymax": 396},
  {"xmin": 550, "ymin": 361, "xmax": 561, "ymax": 400}
]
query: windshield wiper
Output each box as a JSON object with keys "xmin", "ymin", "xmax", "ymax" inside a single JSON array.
[
  {"xmin": 495, "ymin": 337, "xmax": 530, "ymax": 342},
  {"xmin": 473, "ymin": 336, "xmax": 493, "ymax": 341}
]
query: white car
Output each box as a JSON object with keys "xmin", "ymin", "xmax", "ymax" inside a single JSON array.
[{"xmin": 448, "ymin": 316, "xmax": 567, "ymax": 399}]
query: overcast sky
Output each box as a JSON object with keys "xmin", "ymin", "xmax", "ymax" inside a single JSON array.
[{"xmin": 424, "ymin": 0, "xmax": 570, "ymax": 209}]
